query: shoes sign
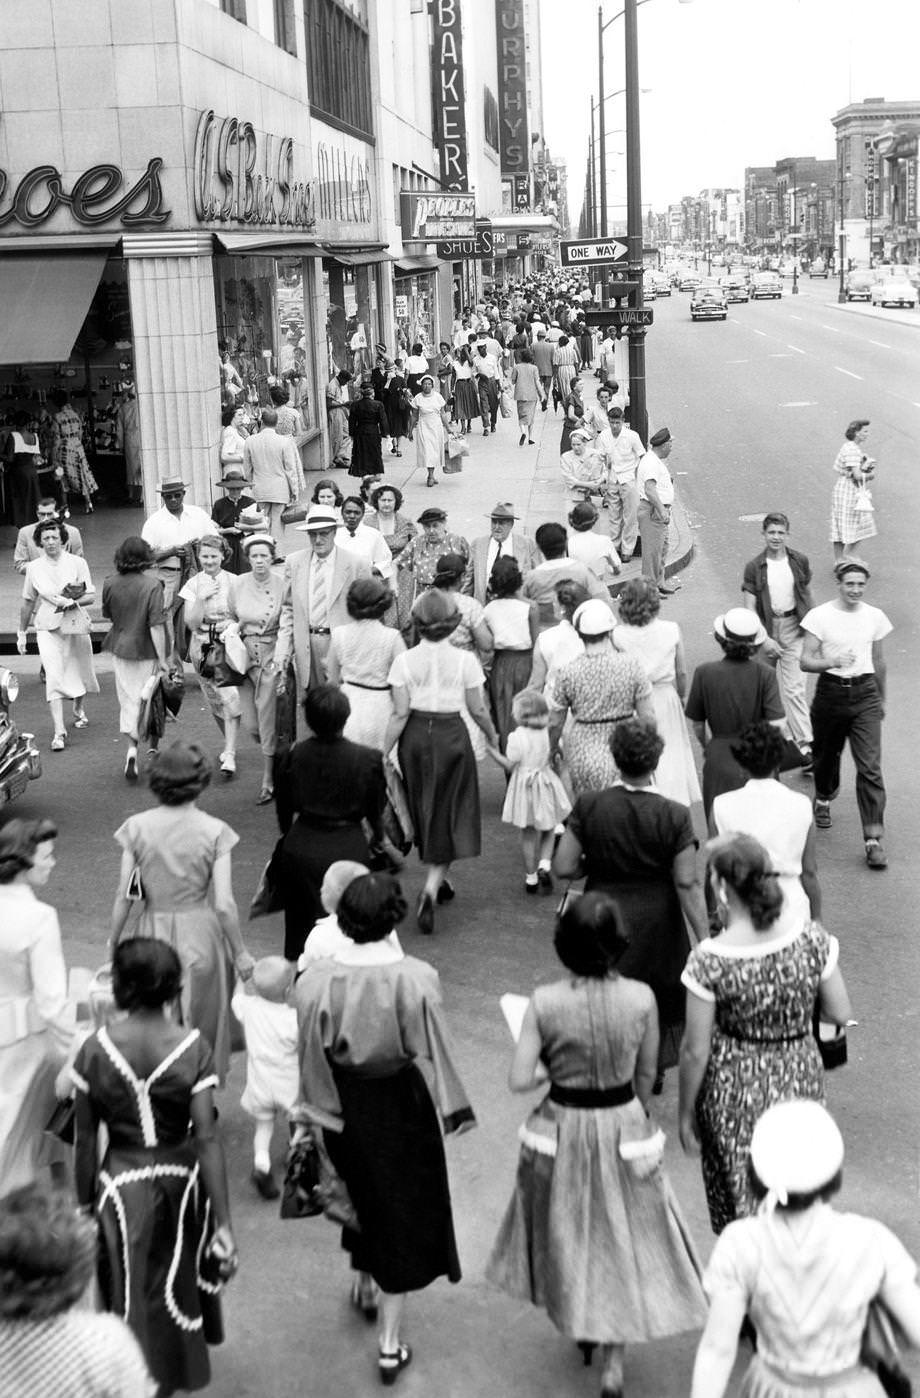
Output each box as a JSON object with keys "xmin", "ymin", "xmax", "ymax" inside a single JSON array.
[{"xmin": 560, "ymin": 238, "xmax": 628, "ymax": 266}]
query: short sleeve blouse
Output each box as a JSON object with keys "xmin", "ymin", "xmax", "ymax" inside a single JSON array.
[
  {"xmin": 178, "ymin": 569, "xmax": 234, "ymax": 634},
  {"xmin": 227, "ymin": 570, "xmax": 285, "ymax": 638},
  {"xmin": 388, "ymin": 639, "xmax": 484, "ymax": 712}
]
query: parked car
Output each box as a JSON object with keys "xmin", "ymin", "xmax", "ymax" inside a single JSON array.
[
  {"xmin": 650, "ymin": 271, "xmax": 671, "ymax": 296},
  {"xmin": 690, "ymin": 285, "xmax": 728, "ymax": 321},
  {"xmin": 679, "ymin": 272, "xmax": 701, "ymax": 292},
  {"xmin": 808, "ymin": 259, "xmax": 829, "ymax": 278},
  {"xmin": 750, "ymin": 271, "xmax": 782, "ymax": 300},
  {"xmin": 845, "ymin": 270, "xmax": 875, "ymax": 302},
  {"xmin": 0, "ymin": 669, "xmax": 41, "ymax": 809},
  {"xmin": 870, "ymin": 278, "xmax": 918, "ymax": 309},
  {"xmin": 778, "ymin": 260, "xmax": 799, "ymax": 278},
  {"xmin": 720, "ymin": 274, "xmax": 749, "ymax": 303}
]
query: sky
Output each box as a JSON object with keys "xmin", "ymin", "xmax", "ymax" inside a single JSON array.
[{"xmin": 539, "ymin": 0, "xmax": 920, "ymax": 222}]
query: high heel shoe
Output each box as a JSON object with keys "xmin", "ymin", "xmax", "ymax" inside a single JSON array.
[
  {"xmin": 416, "ymin": 890, "xmax": 435, "ymax": 934},
  {"xmin": 350, "ymin": 1276, "xmax": 379, "ymax": 1321},
  {"xmin": 435, "ymin": 879, "xmax": 455, "ymax": 904},
  {"xmin": 577, "ymin": 1341, "xmax": 596, "ymax": 1366},
  {"xmin": 256, "ymin": 784, "xmax": 274, "ymax": 806},
  {"xmin": 378, "ymin": 1343, "xmax": 412, "ymax": 1386}
]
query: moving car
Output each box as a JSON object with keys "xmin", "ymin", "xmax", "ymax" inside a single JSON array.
[
  {"xmin": 808, "ymin": 259, "xmax": 829, "ymax": 278},
  {"xmin": 649, "ymin": 271, "xmax": 671, "ymax": 296},
  {"xmin": 720, "ymin": 273, "xmax": 749, "ymax": 303},
  {"xmin": 0, "ymin": 669, "xmax": 41, "ymax": 809},
  {"xmin": 845, "ymin": 270, "xmax": 875, "ymax": 301},
  {"xmin": 690, "ymin": 284, "xmax": 727, "ymax": 321},
  {"xmin": 870, "ymin": 277, "xmax": 918, "ymax": 309},
  {"xmin": 750, "ymin": 271, "xmax": 782, "ymax": 300},
  {"xmin": 679, "ymin": 272, "xmax": 701, "ymax": 292},
  {"xmin": 779, "ymin": 260, "xmax": 798, "ymax": 278}
]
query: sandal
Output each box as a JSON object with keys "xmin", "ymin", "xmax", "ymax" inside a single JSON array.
[
  {"xmin": 50, "ymin": 734, "xmax": 66, "ymax": 752},
  {"xmin": 72, "ymin": 710, "xmax": 88, "ymax": 729},
  {"xmin": 378, "ymin": 1343, "xmax": 412, "ymax": 1386}
]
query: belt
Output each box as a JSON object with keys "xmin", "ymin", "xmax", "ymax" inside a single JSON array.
[
  {"xmin": 410, "ymin": 709, "xmax": 461, "ymax": 720},
  {"xmin": 772, "ymin": 609, "xmax": 797, "ymax": 618},
  {"xmin": 297, "ymin": 814, "xmax": 360, "ymax": 830},
  {"xmin": 157, "ymin": 563, "xmax": 182, "ymax": 572},
  {"xmin": 720, "ymin": 1026, "xmax": 808, "ymax": 1045},
  {"xmin": 574, "ymin": 713, "xmax": 632, "ymax": 725},
  {"xmin": 549, "ymin": 1082, "xmax": 634, "ymax": 1108},
  {"xmin": 345, "ymin": 681, "xmax": 391, "ymax": 691},
  {"xmin": 309, "ymin": 626, "xmax": 331, "ymax": 636},
  {"xmin": 818, "ymin": 672, "xmax": 875, "ymax": 688}
]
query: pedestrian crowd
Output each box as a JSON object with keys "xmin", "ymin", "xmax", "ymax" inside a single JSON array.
[{"xmin": 0, "ymin": 267, "xmax": 910, "ymax": 1398}]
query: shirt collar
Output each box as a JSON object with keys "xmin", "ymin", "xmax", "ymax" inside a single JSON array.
[{"xmin": 333, "ymin": 937, "xmax": 403, "ymax": 966}]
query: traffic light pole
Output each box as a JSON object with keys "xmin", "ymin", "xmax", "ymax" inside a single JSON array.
[{"xmin": 624, "ymin": 0, "xmax": 648, "ymax": 444}]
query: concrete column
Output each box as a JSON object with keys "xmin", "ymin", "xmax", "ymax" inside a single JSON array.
[{"xmin": 123, "ymin": 232, "xmax": 222, "ymax": 512}]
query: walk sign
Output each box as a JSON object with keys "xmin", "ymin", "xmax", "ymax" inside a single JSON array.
[
  {"xmin": 581, "ymin": 307, "xmax": 653, "ymax": 330},
  {"xmin": 560, "ymin": 237, "xmax": 628, "ymax": 266}
]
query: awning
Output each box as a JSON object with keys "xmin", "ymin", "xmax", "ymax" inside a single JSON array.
[
  {"xmin": 323, "ymin": 249, "xmax": 392, "ymax": 267},
  {"xmin": 215, "ymin": 232, "xmax": 323, "ymax": 256},
  {"xmin": 394, "ymin": 254, "xmax": 441, "ymax": 274},
  {"xmin": 0, "ymin": 253, "xmax": 108, "ymax": 364}
]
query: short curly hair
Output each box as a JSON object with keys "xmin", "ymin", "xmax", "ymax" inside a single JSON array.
[
  {"xmin": 32, "ymin": 518, "xmax": 69, "ymax": 547},
  {"xmin": 0, "ymin": 1184, "xmax": 95, "ymax": 1321},
  {"xmin": 554, "ymin": 579, "xmax": 589, "ymax": 620},
  {"xmin": 303, "ymin": 683, "xmax": 350, "ymax": 738},
  {"xmin": 0, "ymin": 819, "xmax": 58, "ymax": 886},
  {"xmin": 489, "ymin": 556, "xmax": 523, "ymax": 598},
  {"xmin": 730, "ymin": 721, "xmax": 787, "ymax": 778},
  {"xmin": 113, "ymin": 937, "xmax": 183, "ymax": 1012},
  {"xmin": 346, "ymin": 577, "xmax": 391, "ymax": 621},
  {"xmin": 194, "ymin": 534, "xmax": 230, "ymax": 564},
  {"xmin": 114, "ymin": 536, "xmax": 155, "ymax": 573},
  {"xmin": 370, "ymin": 483, "xmax": 403, "ymax": 512},
  {"xmin": 554, "ymin": 892, "xmax": 630, "ymax": 978},
  {"xmin": 337, "ymin": 873, "xmax": 408, "ymax": 944},
  {"xmin": 609, "ymin": 718, "xmax": 664, "ymax": 779},
  {"xmin": 617, "ymin": 578, "xmax": 660, "ymax": 627},
  {"xmin": 311, "ymin": 477, "xmax": 344, "ymax": 507},
  {"xmin": 148, "ymin": 741, "xmax": 212, "ymax": 805}
]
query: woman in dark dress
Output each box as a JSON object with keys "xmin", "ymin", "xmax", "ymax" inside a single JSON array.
[
  {"xmin": 554, "ymin": 720, "xmax": 709, "ymax": 1084},
  {"xmin": 295, "ymin": 873, "xmax": 475, "ymax": 1387},
  {"xmin": 2, "ymin": 411, "xmax": 42, "ymax": 527},
  {"xmin": 382, "ymin": 360, "xmax": 411, "ymax": 457},
  {"xmin": 274, "ymin": 684, "xmax": 386, "ymax": 961},
  {"xmin": 74, "ymin": 938, "xmax": 237, "ymax": 1397},
  {"xmin": 347, "ymin": 381, "xmax": 389, "ymax": 483},
  {"xmin": 684, "ymin": 608, "xmax": 785, "ymax": 818}
]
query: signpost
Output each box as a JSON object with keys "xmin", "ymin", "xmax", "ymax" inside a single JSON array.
[
  {"xmin": 581, "ymin": 307, "xmax": 653, "ymax": 330},
  {"xmin": 560, "ymin": 237, "xmax": 628, "ymax": 265}
]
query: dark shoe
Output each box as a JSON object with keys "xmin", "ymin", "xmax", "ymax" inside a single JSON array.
[
  {"xmin": 577, "ymin": 1341, "xmax": 596, "ymax": 1366},
  {"xmin": 252, "ymin": 1168, "xmax": 280, "ymax": 1201},
  {"xmin": 619, "ymin": 553, "xmax": 633, "ymax": 564},
  {"xmin": 519, "ymin": 432, "xmax": 527, "ymax": 446},
  {"xmin": 652, "ymin": 1072, "xmax": 665, "ymax": 1095},
  {"xmin": 537, "ymin": 867, "xmax": 553, "ymax": 895},
  {"xmin": 436, "ymin": 879, "xmax": 455, "ymax": 904},
  {"xmin": 865, "ymin": 840, "xmax": 888, "ymax": 870},
  {"xmin": 525, "ymin": 880, "xmax": 539, "ymax": 896},
  {"xmin": 379, "ymin": 1343, "xmax": 412, "ymax": 1386},
  {"xmin": 416, "ymin": 891, "xmax": 435, "ymax": 934},
  {"xmin": 813, "ymin": 800, "xmax": 832, "ymax": 829},
  {"xmin": 350, "ymin": 1276, "xmax": 379, "ymax": 1322},
  {"xmin": 658, "ymin": 580, "xmax": 679, "ymax": 594},
  {"xmin": 256, "ymin": 785, "xmax": 274, "ymax": 806},
  {"xmin": 124, "ymin": 750, "xmax": 138, "ymax": 782}
]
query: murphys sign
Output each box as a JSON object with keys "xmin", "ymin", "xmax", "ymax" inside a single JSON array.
[
  {"xmin": 193, "ymin": 110, "xmax": 315, "ymax": 228},
  {"xmin": 432, "ymin": 0, "xmax": 469, "ymax": 191},
  {"xmin": 400, "ymin": 191, "xmax": 476, "ymax": 240},
  {"xmin": 495, "ymin": 0, "xmax": 529, "ymax": 176}
]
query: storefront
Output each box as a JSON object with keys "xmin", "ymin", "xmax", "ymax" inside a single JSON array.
[{"xmin": 392, "ymin": 255, "xmax": 441, "ymax": 354}]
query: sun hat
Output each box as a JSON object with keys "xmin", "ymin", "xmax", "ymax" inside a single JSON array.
[
  {"xmin": 157, "ymin": 476, "xmax": 187, "ymax": 493},
  {"xmin": 296, "ymin": 505, "xmax": 340, "ymax": 532},
  {"xmin": 750, "ymin": 1100, "xmax": 844, "ymax": 1208},
  {"xmin": 217, "ymin": 468, "xmax": 249, "ymax": 488},
  {"xmin": 487, "ymin": 502, "xmax": 519, "ymax": 521},
  {"xmin": 419, "ymin": 372, "xmax": 435, "ymax": 385},
  {"xmin": 251, "ymin": 955, "xmax": 294, "ymax": 1004},
  {"xmin": 833, "ymin": 556, "xmax": 870, "ymax": 581},
  {"xmin": 713, "ymin": 607, "xmax": 767, "ymax": 647},
  {"xmin": 573, "ymin": 598, "xmax": 616, "ymax": 636},
  {"xmin": 237, "ymin": 505, "xmax": 268, "ymax": 533}
]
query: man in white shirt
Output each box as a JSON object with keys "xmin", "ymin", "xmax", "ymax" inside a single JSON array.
[
  {"xmin": 636, "ymin": 427, "xmax": 678, "ymax": 593},
  {"xmin": 336, "ymin": 495, "xmax": 394, "ymax": 580},
  {"xmin": 800, "ymin": 558, "xmax": 892, "ymax": 869},
  {"xmin": 596, "ymin": 406, "xmax": 645, "ymax": 562},
  {"xmin": 142, "ymin": 478, "xmax": 214, "ymax": 654},
  {"xmin": 470, "ymin": 502, "xmax": 539, "ymax": 603},
  {"xmin": 243, "ymin": 409, "xmax": 300, "ymax": 543},
  {"xmin": 473, "ymin": 343, "xmax": 501, "ymax": 434},
  {"xmin": 13, "ymin": 498, "xmax": 84, "ymax": 573}
]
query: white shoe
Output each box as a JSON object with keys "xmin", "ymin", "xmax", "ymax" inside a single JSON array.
[{"xmin": 219, "ymin": 751, "xmax": 236, "ymax": 777}]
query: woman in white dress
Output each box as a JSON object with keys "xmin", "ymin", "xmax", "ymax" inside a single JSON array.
[
  {"xmin": 0, "ymin": 818, "xmax": 74, "ymax": 1194},
  {"xmin": 612, "ymin": 578, "xmax": 701, "ymax": 807},
  {"xmin": 179, "ymin": 535, "xmax": 243, "ymax": 779},
  {"xmin": 410, "ymin": 375, "xmax": 450, "ymax": 488},
  {"xmin": 326, "ymin": 579, "xmax": 406, "ymax": 751},
  {"xmin": 19, "ymin": 519, "xmax": 99, "ymax": 752}
]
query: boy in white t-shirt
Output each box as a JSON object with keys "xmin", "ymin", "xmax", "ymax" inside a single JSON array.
[
  {"xmin": 231, "ymin": 957, "xmax": 299, "ymax": 1199},
  {"xmin": 800, "ymin": 557, "xmax": 892, "ymax": 869}
]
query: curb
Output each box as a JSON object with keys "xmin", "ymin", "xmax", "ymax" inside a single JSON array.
[{"xmin": 824, "ymin": 298, "xmax": 920, "ymax": 330}]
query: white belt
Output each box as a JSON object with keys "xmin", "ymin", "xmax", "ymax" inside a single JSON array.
[{"xmin": 0, "ymin": 997, "xmax": 44, "ymax": 1047}]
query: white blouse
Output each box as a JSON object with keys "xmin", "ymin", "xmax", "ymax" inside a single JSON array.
[{"xmin": 388, "ymin": 639, "xmax": 484, "ymax": 712}]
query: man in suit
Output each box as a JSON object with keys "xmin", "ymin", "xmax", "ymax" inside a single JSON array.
[
  {"xmin": 242, "ymin": 407, "xmax": 300, "ymax": 543},
  {"xmin": 470, "ymin": 501, "xmax": 539, "ymax": 604},
  {"xmin": 13, "ymin": 498, "xmax": 84, "ymax": 573},
  {"xmin": 274, "ymin": 505, "xmax": 370, "ymax": 693}
]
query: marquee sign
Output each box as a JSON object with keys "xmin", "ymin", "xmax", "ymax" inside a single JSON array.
[
  {"xmin": 495, "ymin": 0, "xmax": 529, "ymax": 177},
  {"xmin": 432, "ymin": 0, "xmax": 469, "ymax": 191},
  {"xmin": 400, "ymin": 191, "xmax": 476, "ymax": 240},
  {"xmin": 193, "ymin": 109, "xmax": 315, "ymax": 228}
]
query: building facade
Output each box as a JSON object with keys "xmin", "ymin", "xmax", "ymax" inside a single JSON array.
[{"xmin": 832, "ymin": 98, "xmax": 920, "ymax": 266}]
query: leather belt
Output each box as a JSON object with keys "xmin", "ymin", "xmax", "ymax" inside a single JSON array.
[
  {"xmin": 772, "ymin": 609, "xmax": 797, "ymax": 618},
  {"xmin": 819, "ymin": 672, "xmax": 874, "ymax": 688},
  {"xmin": 549, "ymin": 1081, "xmax": 634, "ymax": 1108},
  {"xmin": 309, "ymin": 626, "xmax": 331, "ymax": 636}
]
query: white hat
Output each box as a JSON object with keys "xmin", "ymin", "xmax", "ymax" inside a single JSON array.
[
  {"xmin": 750, "ymin": 1100, "xmax": 844, "ymax": 1207},
  {"xmin": 713, "ymin": 607, "xmax": 767, "ymax": 647},
  {"xmin": 297, "ymin": 505, "xmax": 340, "ymax": 532},
  {"xmin": 573, "ymin": 598, "xmax": 615, "ymax": 637}
]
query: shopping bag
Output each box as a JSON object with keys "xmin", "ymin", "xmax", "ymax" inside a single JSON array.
[
  {"xmin": 499, "ymin": 387, "xmax": 513, "ymax": 419},
  {"xmin": 58, "ymin": 605, "xmax": 91, "ymax": 636},
  {"xmin": 447, "ymin": 435, "xmax": 468, "ymax": 460}
]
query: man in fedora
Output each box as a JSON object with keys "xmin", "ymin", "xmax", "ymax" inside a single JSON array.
[
  {"xmin": 243, "ymin": 407, "xmax": 301, "ymax": 544},
  {"xmin": 212, "ymin": 468, "xmax": 255, "ymax": 574},
  {"xmin": 142, "ymin": 478, "xmax": 214, "ymax": 655},
  {"xmin": 470, "ymin": 502, "xmax": 538, "ymax": 604},
  {"xmin": 637, "ymin": 427, "xmax": 680, "ymax": 595},
  {"xmin": 274, "ymin": 505, "xmax": 370, "ymax": 693}
]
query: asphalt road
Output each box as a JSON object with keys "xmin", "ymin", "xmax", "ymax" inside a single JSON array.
[{"xmin": 6, "ymin": 288, "xmax": 920, "ymax": 1396}]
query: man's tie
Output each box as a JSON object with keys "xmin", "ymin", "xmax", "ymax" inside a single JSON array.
[{"xmin": 311, "ymin": 558, "xmax": 328, "ymax": 628}]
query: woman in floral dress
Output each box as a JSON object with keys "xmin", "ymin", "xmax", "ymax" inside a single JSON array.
[
  {"xmin": 678, "ymin": 834, "xmax": 852, "ymax": 1234},
  {"xmin": 551, "ymin": 599, "xmax": 653, "ymax": 797},
  {"xmin": 48, "ymin": 389, "xmax": 97, "ymax": 512},
  {"xmin": 396, "ymin": 507, "xmax": 471, "ymax": 615}
]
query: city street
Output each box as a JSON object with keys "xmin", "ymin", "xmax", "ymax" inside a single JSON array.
[{"xmin": 6, "ymin": 294, "xmax": 920, "ymax": 1395}]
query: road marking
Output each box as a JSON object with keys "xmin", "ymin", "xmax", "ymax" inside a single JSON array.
[
  {"xmin": 769, "ymin": 353, "xmax": 792, "ymax": 358},
  {"xmin": 820, "ymin": 324, "xmax": 842, "ymax": 332},
  {"xmin": 868, "ymin": 339, "xmax": 891, "ymax": 348},
  {"xmin": 780, "ymin": 401, "xmax": 818, "ymax": 407},
  {"xmin": 739, "ymin": 513, "xmax": 767, "ymax": 522},
  {"xmin": 786, "ymin": 345, "xmax": 806, "ymax": 354},
  {"xmin": 789, "ymin": 315, "xmax": 803, "ymax": 320},
  {"xmin": 752, "ymin": 329, "xmax": 767, "ymax": 337},
  {"xmin": 725, "ymin": 358, "xmax": 749, "ymax": 364},
  {"xmin": 834, "ymin": 366, "xmax": 863, "ymax": 379}
]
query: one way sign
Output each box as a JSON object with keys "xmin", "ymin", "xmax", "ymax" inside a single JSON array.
[{"xmin": 560, "ymin": 237, "xmax": 628, "ymax": 266}]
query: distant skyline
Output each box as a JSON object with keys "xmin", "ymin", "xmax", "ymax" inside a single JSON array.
[{"xmin": 538, "ymin": 0, "xmax": 920, "ymax": 220}]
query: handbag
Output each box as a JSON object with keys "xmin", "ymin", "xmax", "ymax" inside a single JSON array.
[
  {"xmin": 443, "ymin": 455, "xmax": 463, "ymax": 475},
  {"xmin": 382, "ymin": 760, "xmax": 413, "ymax": 851},
  {"xmin": 862, "ymin": 1298, "xmax": 913, "ymax": 1398},
  {"xmin": 499, "ymin": 387, "xmax": 513, "ymax": 419},
  {"xmin": 812, "ymin": 1002, "xmax": 847, "ymax": 1070},
  {"xmin": 447, "ymin": 435, "xmax": 468, "ymax": 460},
  {"xmin": 199, "ymin": 630, "xmax": 246, "ymax": 688},
  {"xmin": 249, "ymin": 837, "xmax": 286, "ymax": 920},
  {"xmin": 58, "ymin": 604, "xmax": 91, "ymax": 636},
  {"xmin": 853, "ymin": 485, "xmax": 875, "ymax": 512},
  {"xmin": 279, "ymin": 1131, "xmax": 323, "ymax": 1219},
  {"xmin": 45, "ymin": 1096, "xmax": 76, "ymax": 1145}
]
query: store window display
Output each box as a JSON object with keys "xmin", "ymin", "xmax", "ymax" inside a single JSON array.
[{"xmin": 213, "ymin": 255, "xmax": 314, "ymax": 432}]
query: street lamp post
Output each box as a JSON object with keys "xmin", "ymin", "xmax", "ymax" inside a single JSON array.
[
  {"xmin": 623, "ymin": 0, "xmax": 648, "ymax": 442},
  {"xmin": 837, "ymin": 167, "xmax": 848, "ymax": 303}
]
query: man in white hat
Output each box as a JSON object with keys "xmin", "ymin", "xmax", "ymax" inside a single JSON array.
[
  {"xmin": 141, "ymin": 478, "xmax": 214, "ymax": 654},
  {"xmin": 274, "ymin": 505, "xmax": 370, "ymax": 692},
  {"xmin": 470, "ymin": 502, "xmax": 538, "ymax": 604},
  {"xmin": 242, "ymin": 408, "xmax": 300, "ymax": 544}
]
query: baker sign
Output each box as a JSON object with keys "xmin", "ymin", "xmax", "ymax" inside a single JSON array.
[{"xmin": 560, "ymin": 237, "xmax": 628, "ymax": 266}]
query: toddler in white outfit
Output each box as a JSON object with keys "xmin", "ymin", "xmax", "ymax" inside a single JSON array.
[{"xmin": 231, "ymin": 956, "xmax": 299, "ymax": 1200}]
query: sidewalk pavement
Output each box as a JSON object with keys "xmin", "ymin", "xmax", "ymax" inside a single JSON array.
[
  {"xmin": 825, "ymin": 297, "xmax": 920, "ymax": 330},
  {"xmin": 0, "ymin": 383, "xmax": 694, "ymax": 646}
]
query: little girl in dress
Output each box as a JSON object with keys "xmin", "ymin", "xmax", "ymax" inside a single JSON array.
[
  {"xmin": 489, "ymin": 688, "xmax": 571, "ymax": 895},
  {"xmin": 231, "ymin": 956, "xmax": 299, "ymax": 1200}
]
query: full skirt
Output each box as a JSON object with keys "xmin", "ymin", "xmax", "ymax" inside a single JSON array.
[
  {"xmin": 0, "ymin": 1032, "xmax": 58, "ymax": 1194},
  {"xmin": 36, "ymin": 629, "xmax": 99, "ymax": 702},
  {"xmin": 324, "ymin": 1064, "xmax": 461, "ymax": 1294},
  {"xmin": 414, "ymin": 415, "xmax": 445, "ymax": 473},
  {"xmin": 349, "ymin": 431, "xmax": 384, "ymax": 479},
  {"xmin": 454, "ymin": 379, "xmax": 480, "ymax": 421},
  {"xmin": 113, "ymin": 657, "xmax": 160, "ymax": 738},
  {"xmin": 399, "ymin": 712, "xmax": 480, "ymax": 864},
  {"xmin": 650, "ymin": 682, "xmax": 702, "ymax": 807},
  {"xmin": 487, "ymin": 650, "xmax": 533, "ymax": 755},
  {"xmin": 341, "ymin": 683, "xmax": 392, "ymax": 752},
  {"xmin": 830, "ymin": 476, "xmax": 877, "ymax": 545},
  {"xmin": 486, "ymin": 1096, "xmax": 706, "ymax": 1342},
  {"xmin": 502, "ymin": 767, "xmax": 572, "ymax": 831}
]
